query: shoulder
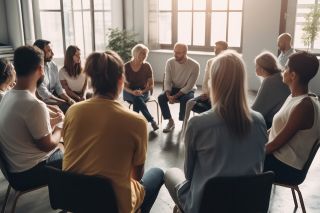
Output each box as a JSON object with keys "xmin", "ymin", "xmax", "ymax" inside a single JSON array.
[
  {"xmin": 188, "ymin": 110, "xmax": 220, "ymax": 130},
  {"xmin": 250, "ymin": 110, "xmax": 265, "ymax": 124},
  {"xmin": 187, "ymin": 57, "xmax": 200, "ymax": 66}
]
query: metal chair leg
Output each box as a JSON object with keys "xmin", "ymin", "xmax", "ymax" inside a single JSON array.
[
  {"xmin": 295, "ymin": 186, "xmax": 306, "ymax": 213},
  {"xmin": 1, "ymin": 185, "xmax": 11, "ymax": 213},
  {"xmin": 291, "ymin": 188, "xmax": 298, "ymax": 209},
  {"xmin": 11, "ymin": 191, "xmax": 22, "ymax": 213}
]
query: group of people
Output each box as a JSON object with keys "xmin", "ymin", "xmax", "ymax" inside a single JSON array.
[{"xmin": 0, "ymin": 31, "xmax": 319, "ymax": 213}]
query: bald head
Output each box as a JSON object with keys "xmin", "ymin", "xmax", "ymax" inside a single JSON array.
[
  {"xmin": 174, "ymin": 43, "xmax": 188, "ymax": 63},
  {"xmin": 278, "ymin": 33, "xmax": 292, "ymax": 52}
]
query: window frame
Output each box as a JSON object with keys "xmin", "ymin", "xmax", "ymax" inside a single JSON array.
[
  {"xmin": 158, "ymin": 0, "xmax": 244, "ymax": 52},
  {"xmin": 35, "ymin": 0, "xmax": 112, "ymax": 57}
]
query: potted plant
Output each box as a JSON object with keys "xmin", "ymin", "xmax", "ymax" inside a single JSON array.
[
  {"xmin": 301, "ymin": 4, "xmax": 320, "ymax": 51},
  {"xmin": 106, "ymin": 28, "xmax": 138, "ymax": 62}
]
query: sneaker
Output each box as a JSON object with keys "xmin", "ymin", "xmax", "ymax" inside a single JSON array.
[
  {"xmin": 151, "ymin": 121, "xmax": 159, "ymax": 131},
  {"xmin": 163, "ymin": 120, "xmax": 175, "ymax": 133}
]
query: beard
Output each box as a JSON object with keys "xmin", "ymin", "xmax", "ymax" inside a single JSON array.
[{"xmin": 37, "ymin": 75, "xmax": 45, "ymax": 87}]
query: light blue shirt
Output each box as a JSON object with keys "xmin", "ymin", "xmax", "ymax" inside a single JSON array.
[
  {"xmin": 178, "ymin": 109, "xmax": 267, "ymax": 213},
  {"xmin": 37, "ymin": 61, "xmax": 65, "ymax": 101},
  {"xmin": 278, "ymin": 48, "xmax": 295, "ymax": 68}
]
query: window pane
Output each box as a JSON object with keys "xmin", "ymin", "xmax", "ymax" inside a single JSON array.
[
  {"xmin": 229, "ymin": 0, "xmax": 243, "ymax": 10},
  {"xmin": 211, "ymin": 12, "xmax": 227, "ymax": 45},
  {"xmin": 73, "ymin": 0, "xmax": 82, "ymax": 10},
  {"xmin": 159, "ymin": 12, "xmax": 172, "ymax": 44},
  {"xmin": 104, "ymin": 0, "xmax": 111, "ymax": 10},
  {"xmin": 178, "ymin": 12, "xmax": 192, "ymax": 44},
  {"xmin": 159, "ymin": 0, "xmax": 172, "ymax": 10},
  {"xmin": 298, "ymin": 0, "xmax": 317, "ymax": 4},
  {"xmin": 40, "ymin": 12, "xmax": 64, "ymax": 57},
  {"xmin": 94, "ymin": 12, "xmax": 105, "ymax": 51},
  {"xmin": 212, "ymin": 0, "xmax": 228, "ymax": 10},
  {"xmin": 178, "ymin": 0, "xmax": 192, "ymax": 10},
  {"xmin": 294, "ymin": 24, "xmax": 305, "ymax": 48},
  {"xmin": 228, "ymin": 12, "xmax": 242, "ymax": 47},
  {"xmin": 83, "ymin": 11, "xmax": 93, "ymax": 56},
  {"xmin": 94, "ymin": 0, "xmax": 103, "ymax": 9},
  {"xmin": 74, "ymin": 12, "xmax": 85, "ymax": 54},
  {"xmin": 39, "ymin": 0, "xmax": 60, "ymax": 10},
  {"xmin": 63, "ymin": 10, "xmax": 75, "ymax": 47},
  {"xmin": 63, "ymin": 0, "xmax": 72, "ymax": 10},
  {"xmin": 194, "ymin": 0, "xmax": 206, "ymax": 10},
  {"xmin": 82, "ymin": 0, "xmax": 90, "ymax": 9},
  {"xmin": 193, "ymin": 12, "xmax": 205, "ymax": 45}
]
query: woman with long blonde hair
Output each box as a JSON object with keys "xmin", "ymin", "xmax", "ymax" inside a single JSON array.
[{"xmin": 164, "ymin": 50, "xmax": 268, "ymax": 213}]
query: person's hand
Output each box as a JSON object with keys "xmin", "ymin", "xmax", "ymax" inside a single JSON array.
[
  {"xmin": 133, "ymin": 90, "xmax": 142, "ymax": 96},
  {"xmin": 50, "ymin": 111, "xmax": 64, "ymax": 129},
  {"xmin": 68, "ymin": 98, "xmax": 76, "ymax": 105},
  {"xmin": 168, "ymin": 95, "xmax": 175, "ymax": 104},
  {"xmin": 199, "ymin": 93, "xmax": 209, "ymax": 101}
]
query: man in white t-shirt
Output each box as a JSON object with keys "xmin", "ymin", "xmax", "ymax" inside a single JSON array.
[{"xmin": 0, "ymin": 45, "xmax": 64, "ymax": 191}]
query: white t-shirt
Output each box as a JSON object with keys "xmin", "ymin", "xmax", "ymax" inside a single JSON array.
[
  {"xmin": 59, "ymin": 67, "xmax": 86, "ymax": 93},
  {"xmin": 0, "ymin": 89, "xmax": 54, "ymax": 173}
]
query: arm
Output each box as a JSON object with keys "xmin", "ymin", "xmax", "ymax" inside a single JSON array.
[
  {"xmin": 202, "ymin": 59, "xmax": 213, "ymax": 95},
  {"xmin": 132, "ymin": 164, "xmax": 145, "ymax": 181},
  {"xmin": 180, "ymin": 63, "xmax": 200, "ymax": 94},
  {"xmin": 142, "ymin": 63, "xmax": 154, "ymax": 94},
  {"xmin": 266, "ymin": 97, "xmax": 314, "ymax": 154},
  {"xmin": 60, "ymin": 80, "xmax": 82, "ymax": 102},
  {"xmin": 34, "ymin": 126, "xmax": 62, "ymax": 152},
  {"xmin": 80, "ymin": 77, "xmax": 88, "ymax": 100},
  {"xmin": 184, "ymin": 120, "xmax": 196, "ymax": 180},
  {"xmin": 164, "ymin": 60, "xmax": 172, "ymax": 92}
]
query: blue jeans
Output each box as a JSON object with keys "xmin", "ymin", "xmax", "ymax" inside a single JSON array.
[
  {"xmin": 123, "ymin": 90, "xmax": 154, "ymax": 122},
  {"xmin": 158, "ymin": 88, "xmax": 195, "ymax": 121},
  {"xmin": 8, "ymin": 149, "xmax": 63, "ymax": 191},
  {"xmin": 140, "ymin": 168, "xmax": 164, "ymax": 213}
]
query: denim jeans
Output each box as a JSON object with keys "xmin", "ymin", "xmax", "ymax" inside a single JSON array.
[
  {"xmin": 123, "ymin": 90, "xmax": 154, "ymax": 122},
  {"xmin": 8, "ymin": 149, "xmax": 63, "ymax": 191},
  {"xmin": 158, "ymin": 88, "xmax": 195, "ymax": 121},
  {"xmin": 140, "ymin": 168, "xmax": 164, "ymax": 213}
]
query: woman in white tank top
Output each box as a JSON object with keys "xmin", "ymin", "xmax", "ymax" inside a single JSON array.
[{"xmin": 264, "ymin": 51, "xmax": 320, "ymax": 184}]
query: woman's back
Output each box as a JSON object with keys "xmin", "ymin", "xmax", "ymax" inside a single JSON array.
[{"xmin": 179, "ymin": 109, "xmax": 267, "ymax": 212}]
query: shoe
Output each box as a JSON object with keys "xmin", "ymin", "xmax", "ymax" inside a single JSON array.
[
  {"xmin": 151, "ymin": 121, "xmax": 159, "ymax": 131},
  {"xmin": 163, "ymin": 120, "xmax": 175, "ymax": 133}
]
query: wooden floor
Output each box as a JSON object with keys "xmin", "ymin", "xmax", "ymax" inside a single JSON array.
[{"xmin": 1, "ymin": 84, "xmax": 320, "ymax": 212}]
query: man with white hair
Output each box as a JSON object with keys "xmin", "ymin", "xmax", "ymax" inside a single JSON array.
[{"xmin": 158, "ymin": 43, "xmax": 200, "ymax": 133}]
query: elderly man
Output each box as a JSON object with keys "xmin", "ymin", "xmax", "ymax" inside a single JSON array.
[
  {"xmin": 277, "ymin": 33, "xmax": 295, "ymax": 67},
  {"xmin": 158, "ymin": 43, "xmax": 200, "ymax": 133},
  {"xmin": 34, "ymin": 39, "xmax": 75, "ymax": 113}
]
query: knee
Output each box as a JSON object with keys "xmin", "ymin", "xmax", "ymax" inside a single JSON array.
[
  {"xmin": 158, "ymin": 93, "xmax": 167, "ymax": 103},
  {"xmin": 164, "ymin": 168, "xmax": 183, "ymax": 187}
]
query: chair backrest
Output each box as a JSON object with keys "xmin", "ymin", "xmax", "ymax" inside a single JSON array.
[
  {"xmin": 199, "ymin": 171, "xmax": 275, "ymax": 213},
  {"xmin": 46, "ymin": 166, "xmax": 118, "ymax": 213},
  {"xmin": 0, "ymin": 151, "xmax": 9, "ymax": 180},
  {"xmin": 301, "ymin": 139, "xmax": 320, "ymax": 177}
]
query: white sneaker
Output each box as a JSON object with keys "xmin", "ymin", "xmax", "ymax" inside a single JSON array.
[{"xmin": 163, "ymin": 120, "xmax": 175, "ymax": 133}]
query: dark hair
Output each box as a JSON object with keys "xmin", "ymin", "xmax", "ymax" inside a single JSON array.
[
  {"xmin": 33, "ymin": 39, "xmax": 51, "ymax": 50},
  {"xmin": 84, "ymin": 50, "xmax": 124, "ymax": 96},
  {"xmin": 288, "ymin": 51, "xmax": 319, "ymax": 85},
  {"xmin": 64, "ymin": 45, "xmax": 82, "ymax": 77},
  {"xmin": 0, "ymin": 58, "xmax": 15, "ymax": 85},
  {"xmin": 215, "ymin": 41, "xmax": 228, "ymax": 50},
  {"xmin": 14, "ymin": 45, "xmax": 44, "ymax": 77}
]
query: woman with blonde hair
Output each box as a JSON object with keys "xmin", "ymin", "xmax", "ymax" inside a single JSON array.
[
  {"xmin": 123, "ymin": 44, "xmax": 159, "ymax": 131},
  {"xmin": 59, "ymin": 45, "xmax": 88, "ymax": 102},
  {"xmin": 252, "ymin": 51, "xmax": 290, "ymax": 128},
  {"xmin": 164, "ymin": 50, "xmax": 267, "ymax": 213}
]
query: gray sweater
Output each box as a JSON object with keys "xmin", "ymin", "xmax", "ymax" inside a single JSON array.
[
  {"xmin": 178, "ymin": 109, "xmax": 267, "ymax": 213},
  {"xmin": 252, "ymin": 72, "xmax": 290, "ymax": 127},
  {"xmin": 164, "ymin": 57, "xmax": 200, "ymax": 94}
]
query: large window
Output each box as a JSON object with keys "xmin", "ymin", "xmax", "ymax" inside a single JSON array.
[
  {"xmin": 158, "ymin": 0, "xmax": 243, "ymax": 51},
  {"xmin": 294, "ymin": 0, "xmax": 320, "ymax": 52},
  {"xmin": 38, "ymin": 0, "xmax": 112, "ymax": 57}
]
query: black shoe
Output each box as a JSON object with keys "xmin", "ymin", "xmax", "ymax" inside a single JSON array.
[{"xmin": 151, "ymin": 121, "xmax": 159, "ymax": 131}]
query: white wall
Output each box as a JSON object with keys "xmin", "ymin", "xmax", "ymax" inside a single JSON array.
[{"xmin": 0, "ymin": 0, "xmax": 9, "ymax": 44}]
